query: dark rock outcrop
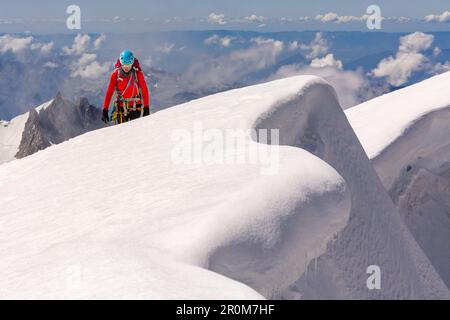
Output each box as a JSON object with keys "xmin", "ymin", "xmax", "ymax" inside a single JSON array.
[{"xmin": 16, "ymin": 93, "xmax": 102, "ymax": 159}]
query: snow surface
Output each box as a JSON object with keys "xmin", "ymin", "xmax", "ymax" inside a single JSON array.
[
  {"xmin": 345, "ymin": 71, "xmax": 450, "ymax": 161},
  {"xmin": 346, "ymin": 72, "xmax": 450, "ymax": 291},
  {"xmin": 35, "ymin": 99, "xmax": 54, "ymax": 113},
  {"xmin": 0, "ymin": 76, "xmax": 351, "ymax": 299},
  {"xmin": 0, "ymin": 112, "xmax": 29, "ymax": 164},
  {"xmin": 1, "ymin": 75, "xmax": 448, "ymax": 299},
  {"xmin": 247, "ymin": 78, "xmax": 449, "ymax": 299}
]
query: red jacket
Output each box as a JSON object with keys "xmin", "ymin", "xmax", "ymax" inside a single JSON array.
[{"xmin": 103, "ymin": 60, "xmax": 149, "ymax": 110}]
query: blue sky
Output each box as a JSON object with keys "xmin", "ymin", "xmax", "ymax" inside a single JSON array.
[{"xmin": 1, "ymin": 0, "xmax": 450, "ymax": 33}]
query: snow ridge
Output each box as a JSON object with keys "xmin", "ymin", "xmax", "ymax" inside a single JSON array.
[
  {"xmin": 217, "ymin": 79, "xmax": 450, "ymax": 299},
  {"xmin": 346, "ymin": 72, "xmax": 450, "ymax": 293},
  {"xmin": 0, "ymin": 75, "xmax": 448, "ymax": 299}
]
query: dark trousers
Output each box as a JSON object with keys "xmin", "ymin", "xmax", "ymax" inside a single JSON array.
[
  {"xmin": 116, "ymin": 103, "xmax": 142, "ymax": 123},
  {"xmin": 126, "ymin": 109, "xmax": 141, "ymax": 121}
]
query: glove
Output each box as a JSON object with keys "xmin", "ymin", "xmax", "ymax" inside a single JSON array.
[
  {"xmin": 102, "ymin": 109, "xmax": 109, "ymax": 123},
  {"xmin": 143, "ymin": 107, "xmax": 150, "ymax": 117}
]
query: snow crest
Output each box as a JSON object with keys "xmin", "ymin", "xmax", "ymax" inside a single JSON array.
[
  {"xmin": 346, "ymin": 72, "xmax": 450, "ymax": 294},
  {"xmin": 0, "ymin": 76, "xmax": 349, "ymax": 299},
  {"xmin": 0, "ymin": 75, "xmax": 448, "ymax": 299}
]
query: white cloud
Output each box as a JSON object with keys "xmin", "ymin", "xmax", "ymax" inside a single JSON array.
[
  {"xmin": 250, "ymin": 37, "xmax": 283, "ymax": 47},
  {"xmin": 280, "ymin": 17, "xmax": 309, "ymax": 24},
  {"xmin": 93, "ymin": 34, "xmax": 106, "ymax": 50},
  {"xmin": 310, "ymin": 54, "xmax": 343, "ymax": 69},
  {"xmin": 314, "ymin": 14, "xmax": 413, "ymax": 24},
  {"xmin": 299, "ymin": 32, "xmax": 329, "ymax": 59},
  {"xmin": 0, "ymin": 35, "xmax": 53, "ymax": 56},
  {"xmin": 244, "ymin": 15, "xmax": 267, "ymax": 24},
  {"xmin": 372, "ymin": 53, "xmax": 427, "ymax": 86},
  {"xmin": 398, "ymin": 32, "xmax": 434, "ymax": 52},
  {"xmin": 164, "ymin": 17, "xmax": 184, "ymax": 24},
  {"xmin": 31, "ymin": 41, "xmax": 54, "ymax": 54},
  {"xmin": 78, "ymin": 53, "xmax": 97, "ymax": 65},
  {"xmin": 71, "ymin": 61, "xmax": 110, "ymax": 79},
  {"xmin": 207, "ymin": 13, "xmax": 227, "ymax": 25},
  {"xmin": 433, "ymin": 47, "xmax": 442, "ymax": 56},
  {"xmin": 43, "ymin": 61, "xmax": 58, "ymax": 69},
  {"xmin": 229, "ymin": 37, "xmax": 284, "ymax": 69},
  {"xmin": 156, "ymin": 43, "xmax": 175, "ymax": 54},
  {"xmin": 70, "ymin": 54, "xmax": 110, "ymax": 79},
  {"xmin": 63, "ymin": 34, "xmax": 90, "ymax": 56},
  {"xmin": 315, "ymin": 12, "xmax": 339, "ymax": 22},
  {"xmin": 394, "ymin": 16, "xmax": 411, "ymax": 23},
  {"xmin": 371, "ymin": 32, "xmax": 434, "ymax": 86},
  {"xmin": 338, "ymin": 15, "xmax": 369, "ymax": 23},
  {"xmin": 315, "ymin": 12, "xmax": 368, "ymax": 23},
  {"xmin": 112, "ymin": 16, "xmax": 121, "ymax": 23},
  {"xmin": 0, "ymin": 35, "xmax": 33, "ymax": 54},
  {"xmin": 67, "ymin": 47, "xmax": 111, "ymax": 79},
  {"xmin": 431, "ymin": 61, "xmax": 450, "ymax": 74},
  {"xmin": 204, "ymin": 35, "xmax": 236, "ymax": 47},
  {"xmin": 185, "ymin": 37, "xmax": 284, "ymax": 89},
  {"xmin": 267, "ymin": 31, "xmax": 387, "ymax": 109},
  {"xmin": 41, "ymin": 42, "xmax": 54, "ymax": 54},
  {"xmin": 288, "ymin": 40, "xmax": 301, "ymax": 51},
  {"xmin": 424, "ymin": 11, "xmax": 450, "ymax": 22},
  {"xmin": 289, "ymin": 33, "xmax": 330, "ymax": 60},
  {"xmin": 269, "ymin": 63, "xmax": 367, "ymax": 109}
]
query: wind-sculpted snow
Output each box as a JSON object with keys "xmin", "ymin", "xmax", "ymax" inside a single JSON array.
[
  {"xmin": 228, "ymin": 79, "xmax": 449, "ymax": 299},
  {"xmin": 0, "ymin": 76, "xmax": 349, "ymax": 299},
  {"xmin": 0, "ymin": 75, "xmax": 447, "ymax": 299},
  {"xmin": 346, "ymin": 71, "xmax": 450, "ymax": 162},
  {"xmin": 346, "ymin": 72, "xmax": 450, "ymax": 293}
]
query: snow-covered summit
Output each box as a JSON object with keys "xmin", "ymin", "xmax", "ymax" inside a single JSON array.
[
  {"xmin": 346, "ymin": 71, "xmax": 450, "ymax": 161},
  {"xmin": 0, "ymin": 75, "xmax": 448, "ymax": 299},
  {"xmin": 346, "ymin": 71, "xmax": 450, "ymax": 291}
]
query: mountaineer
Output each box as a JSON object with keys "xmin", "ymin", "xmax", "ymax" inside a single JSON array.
[{"xmin": 102, "ymin": 50, "xmax": 150, "ymax": 124}]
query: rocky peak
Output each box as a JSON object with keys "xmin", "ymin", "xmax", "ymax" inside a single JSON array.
[{"xmin": 16, "ymin": 94, "xmax": 102, "ymax": 159}]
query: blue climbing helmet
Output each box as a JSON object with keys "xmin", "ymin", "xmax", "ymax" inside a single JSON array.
[{"xmin": 119, "ymin": 49, "xmax": 134, "ymax": 65}]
